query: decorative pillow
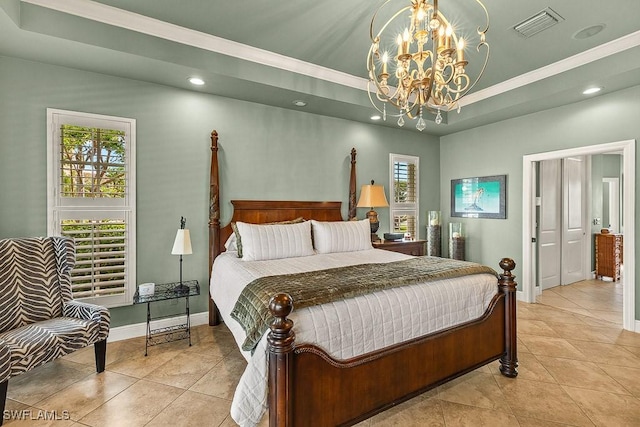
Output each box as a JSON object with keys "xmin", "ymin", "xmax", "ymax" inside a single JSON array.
[
  {"xmin": 311, "ymin": 219, "xmax": 372, "ymax": 254},
  {"xmin": 230, "ymin": 217, "xmax": 304, "ymax": 257},
  {"xmin": 230, "ymin": 222, "xmax": 242, "ymax": 256},
  {"xmin": 235, "ymin": 220, "xmax": 314, "ymax": 261}
]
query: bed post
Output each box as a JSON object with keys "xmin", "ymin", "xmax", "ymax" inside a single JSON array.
[
  {"xmin": 498, "ymin": 258, "xmax": 518, "ymax": 378},
  {"xmin": 209, "ymin": 130, "xmax": 221, "ymax": 326},
  {"xmin": 268, "ymin": 293, "xmax": 295, "ymax": 427},
  {"xmin": 348, "ymin": 148, "xmax": 357, "ymax": 220}
]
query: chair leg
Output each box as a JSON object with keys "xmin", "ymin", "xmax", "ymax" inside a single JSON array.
[
  {"xmin": 94, "ymin": 339, "xmax": 107, "ymax": 373},
  {"xmin": 0, "ymin": 379, "xmax": 8, "ymax": 426}
]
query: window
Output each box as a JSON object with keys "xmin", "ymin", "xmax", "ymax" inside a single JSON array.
[
  {"xmin": 47, "ymin": 109, "xmax": 136, "ymax": 307},
  {"xmin": 389, "ymin": 154, "xmax": 419, "ymax": 238}
]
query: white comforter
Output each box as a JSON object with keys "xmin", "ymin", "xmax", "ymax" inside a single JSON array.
[{"xmin": 210, "ymin": 249, "xmax": 497, "ymax": 427}]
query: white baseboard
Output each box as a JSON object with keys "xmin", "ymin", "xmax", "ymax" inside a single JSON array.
[
  {"xmin": 107, "ymin": 311, "xmax": 210, "ymax": 342},
  {"xmin": 516, "ymin": 290, "xmax": 525, "ymax": 301},
  {"xmin": 635, "ymin": 320, "xmax": 640, "ymax": 333}
]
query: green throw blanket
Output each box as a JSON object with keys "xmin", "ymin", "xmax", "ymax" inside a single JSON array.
[{"xmin": 230, "ymin": 256, "xmax": 497, "ymax": 352}]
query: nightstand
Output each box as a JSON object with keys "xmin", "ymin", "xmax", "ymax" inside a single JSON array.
[{"xmin": 373, "ymin": 239, "xmax": 426, "ymax": 256}]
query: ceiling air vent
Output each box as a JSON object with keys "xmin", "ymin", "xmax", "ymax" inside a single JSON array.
[{"xmin": 513, "ymin": 7, "xmax": 564, "ymax": 38}]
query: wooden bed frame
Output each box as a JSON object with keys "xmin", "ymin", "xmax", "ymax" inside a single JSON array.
[{"xmin": 207, "ymin": 130, "xmax": 518, "ymax": 426}]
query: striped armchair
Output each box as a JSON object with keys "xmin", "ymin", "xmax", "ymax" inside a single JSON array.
[{"xmin": 0, "ymin": 237, "xmax": 110, "ymax": 423}]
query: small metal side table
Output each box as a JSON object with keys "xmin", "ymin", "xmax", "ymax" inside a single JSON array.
[{"xmin": 133, "ymin": 280, "xmax": 200, "ymax": 356}]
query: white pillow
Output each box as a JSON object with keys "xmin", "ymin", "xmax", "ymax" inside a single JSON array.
[
  {"xmin": 235, "ymin": 220, "xmax": 314, "ymax": 261},
  {"xmin": 224, "ymin": 233, "xmax": 237, "ymax": 252},
  {"xmin": 311, "ymin": 219, "xmax": 372, "ymax": 254}
]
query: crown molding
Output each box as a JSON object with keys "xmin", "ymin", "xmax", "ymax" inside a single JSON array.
[
  {"xmin": 22, "ymin": 0, "xmax": 368, "ymax": 91},
  {"xmin": 458, "ymin": 29, "xmax": 640, "ymax": 107},
  {"xmin": 22, "ymin": 0, "xmax": 640, "ymax": 107}
]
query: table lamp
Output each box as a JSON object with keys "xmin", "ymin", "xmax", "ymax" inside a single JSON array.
[
  {"xmin": 356, "ymin": 179, "xmax": 389, "ymax": 241},
  {"xmin": 171, "ymin": 216, "xmax": 192, "ymax": 293}
]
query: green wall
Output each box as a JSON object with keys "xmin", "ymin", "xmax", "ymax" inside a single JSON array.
[
  {"xmin": 440, "ymin": 85, "xmax": 639, "ymax": 318},
  {"xmin": 0, "ymin": 55, "xmax": 440, "ymax": 328}
]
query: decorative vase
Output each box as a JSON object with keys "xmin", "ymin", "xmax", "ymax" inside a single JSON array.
[
  {"xmin": 449, "ymin": 223, "xmax": 465, "ymax": 260},
  {"xmin": 426, "ymin": 211, "xmax": 441, "ymax": 257}
]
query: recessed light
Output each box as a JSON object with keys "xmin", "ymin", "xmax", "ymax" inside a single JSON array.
[
  {"xmin": 583, "ymin": 87, "xmax": 602, "ymax": 95},
  {"xmin": 188, "ymin": 77, "xmax": 205, "ymax": 86},
  {"xmin": 370, "ymin": 115, "xmax": 382, "ymax": 121},
  {"xmin": 292, "ymin": 100, "xmax": 307, "ymax": 107},
  {"xmin": 573, "ymin": 24, "xmax": 606, "ymax": 40}
]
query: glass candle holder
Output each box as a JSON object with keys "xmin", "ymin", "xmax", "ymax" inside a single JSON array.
[
  {"xmin": 426, "ymin": 211, "xmax": 441, "ymax": 257},
  {"xmin": 449, "ymin": 223, "xmax": 465, "ymax": 260},
  {"xmin": 428, "ymin": 210, "xmax": 441, "ymax": 226}
]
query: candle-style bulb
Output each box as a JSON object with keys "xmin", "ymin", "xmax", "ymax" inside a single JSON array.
[
  {"xmin": 445, "ymin": 25, "xmax": 452, "ymax": 49},
  {"xmin": 457, "ymin": 38, "xmax": 465, "ymax": 61},
  {"xmin": 382, "ymin": 52, "xmax": 389, "ymax": 74},
  {"xmin": 401, "ymin": 28, "xmax": 410, "ymax": 55},
  {"xmin": 437, "ymin": 26, "xmax": 445, "ymax": 51}
]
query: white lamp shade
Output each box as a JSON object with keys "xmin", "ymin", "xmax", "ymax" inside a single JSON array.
[{"xmin": 171, "ymin": 229, "xmax": 193, "ymax": 255}]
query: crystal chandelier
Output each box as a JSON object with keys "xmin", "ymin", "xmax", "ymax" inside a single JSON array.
[{"xmin": 367, "ymin": 0, "xmax": 489, "ymax": 131}]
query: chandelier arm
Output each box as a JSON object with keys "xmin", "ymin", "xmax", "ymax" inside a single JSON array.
[
  {"xmin": 474, "ymin": 0, "xmax": 490, "ymax": 37},
  {"xmin": 454, "ymin": 43, "xmax": 490, "ymax": 102},
  {"xmin": 436, "ymin": 62, "xmax": 456, "ymax": 86},
  {"xmin": 446, "ymin": 74, "xmax": 471, "ymax": 95},
  {"xmin": 405, "ymin": 102, "xmax": 422, "ymax": 119},
  {"xmin": 368, "ymin": 77, "xmax": 409, "ymax": 114},
  {"xmin": 367, "ymin": 2, "xmax": 413, "ymax": 80},
  {"xmin": 367, "ymin": 43, "xmax": 379, "ymax": 74},
  {"xmin": 367, "ymin": 86, "xmax": 405, "ymax": 118},
  {"xmin": 368, "ymin": 1, "xmax": 418, "ymax": 115},
  {"xmin": 370, "ymin": 1, "xmax": 412, "ymax": 44},
  {"xmin": 423, "ymin": 53, "xmax": 438, "ymax": 106}
]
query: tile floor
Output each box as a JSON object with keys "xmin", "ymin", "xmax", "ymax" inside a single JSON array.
[{"xmin": 4, "ymin": 278, "xmax": 640, "ymax": 426}]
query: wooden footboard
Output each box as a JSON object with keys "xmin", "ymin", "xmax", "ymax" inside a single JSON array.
[{"xmin": 268, "ymin": 258, "xmax": 518, "ymax": 427}]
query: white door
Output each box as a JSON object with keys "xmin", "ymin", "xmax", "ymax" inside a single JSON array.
[
  {"xmin": 538, "ymin": 159, "xmax": 562, "ymax": 290},
  {"xmin": 562, "ymin": 156, "xmax": 588, "ymax": 285}
]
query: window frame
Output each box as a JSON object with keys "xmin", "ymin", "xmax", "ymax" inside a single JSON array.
[
  {"xmin": 47, "ymin": 108, "xmax": 136, "ymax": 308},
  {"xmin": 389, "ymin": 153, "xmax": 420, "ymax": 238}
]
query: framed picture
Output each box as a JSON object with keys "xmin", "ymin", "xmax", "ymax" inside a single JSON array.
[{"xmin": 451, "ymin": 175, "xmax": 506, "ymax": 219}]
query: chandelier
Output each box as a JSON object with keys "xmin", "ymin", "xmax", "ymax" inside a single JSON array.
[{"xmin": 367, "ymin": 0, "xmax": 489, "ymax": 131}]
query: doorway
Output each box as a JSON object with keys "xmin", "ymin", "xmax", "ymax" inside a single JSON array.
[{"xmin": 522, "ymin": 139, "xmax": 636, "ymax": 331}]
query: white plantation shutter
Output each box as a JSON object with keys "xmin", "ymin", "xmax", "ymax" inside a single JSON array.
[
  {"xmin": 61, "ymin": 219, "xmax": 127, "ymax": 298},
  {"xmin": 47, "ymin": 109, "xmax": 136, "ymax": 307},
  {"xmin": 389, "ymin": 154, "xmax": 419, "ymax": 238}
]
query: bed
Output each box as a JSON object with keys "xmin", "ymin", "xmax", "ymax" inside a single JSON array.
[{"xmin": 207, "ymin": 130, "xmax": 518, "ymax": 426}]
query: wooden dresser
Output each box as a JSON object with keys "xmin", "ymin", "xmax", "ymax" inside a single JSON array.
[
  {"xmin": 595, "ymin": 233, "xmax": 623, "ymax": 281},
  {"xmin": 373, "ymin": 239, "xmax": 426, "ymax": 256}
]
